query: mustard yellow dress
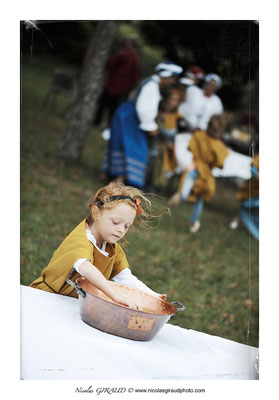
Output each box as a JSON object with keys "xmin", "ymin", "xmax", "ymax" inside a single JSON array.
[
  {"xmin": 30, "ymin": 219, "xmax": 129, "ymax": 298},
  {"xmin": 161, "ymin": 111, "xmax": 182, "ymax": 173},
  {"xmin": 179, "ymin": 130, "xmax": 229, "ymax": 201}
]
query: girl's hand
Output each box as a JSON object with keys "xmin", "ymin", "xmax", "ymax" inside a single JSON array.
[
  {"xmin": 167, "ymin": 141, "xmax": 174, "ymax": 150},
  {"xmin": 114, "ymin": 294, "xmax": 143, "ymax": 311},
  {"xmin": 79, "ymin": 261, "xmax": 143, "ymax": 310},
  {"xmin": 149, "ymin": 129, "xmax": 159, "ymax": 136},
  {"xmin": 160, "ymin": 294, "xmax": 167, "ymax": 300},
  {"xmin": 168, "ymin": 191, "xmax": 181, "ymax": 207}
]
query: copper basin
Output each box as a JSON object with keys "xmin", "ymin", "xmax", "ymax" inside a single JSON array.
[{"xmin": 67, "ymin": 277, "xmax": 185, "ymax": 341}]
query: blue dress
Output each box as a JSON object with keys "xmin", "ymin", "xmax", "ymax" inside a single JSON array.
[{"xmin": 103, "ymin": 101, "xmax": 148, "ymax": 188}]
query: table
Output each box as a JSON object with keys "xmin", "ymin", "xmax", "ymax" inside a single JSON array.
[{"xmin": 20, "ymin": 285, "xmax": 259, "ymax": 380}]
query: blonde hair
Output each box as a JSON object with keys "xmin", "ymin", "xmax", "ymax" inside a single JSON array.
[{"xmin": 87, "ymin": 181, "xmax": 169, "ymax": 229}]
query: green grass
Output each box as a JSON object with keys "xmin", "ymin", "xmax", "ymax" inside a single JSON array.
[{"xmin": 20, "ymin": 55, "xmax": 259, "ymax": 347}]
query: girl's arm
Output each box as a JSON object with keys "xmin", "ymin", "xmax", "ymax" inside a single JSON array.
[
  {"xmin": 112, "ymin": 268, "xmax": 167, "ymax": 300},
  {"xmin": 187, "ymin": 160, "xmax": 196, "ymax": 172},
  {"xmin": 78, "ymin": 261, "xmax": 143, "ymax": 310}
]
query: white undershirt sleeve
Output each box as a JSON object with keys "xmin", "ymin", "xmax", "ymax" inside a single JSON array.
[
  {"xmin": 112, "ymin": 267, "xmax": 162, "ymax": 297},
  {"xmin": 73, "ymin": 258, "xmax": 90, "ymax": 274}
]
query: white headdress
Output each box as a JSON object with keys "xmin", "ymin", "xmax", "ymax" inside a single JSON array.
[
  {"xmin": 155, "ymin": 61, "xmax": 183, "ymax": 78},
  {"xmin": 204, "ymin": 73, "xmax": 222, "ymax": 89}
]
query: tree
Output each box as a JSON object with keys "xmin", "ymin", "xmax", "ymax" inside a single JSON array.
[{"xmin": 58, "ymin": 20, "xmax": 119, "ymax": 161}]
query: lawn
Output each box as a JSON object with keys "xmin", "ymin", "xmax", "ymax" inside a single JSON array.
[{"xmin": 20, "ymin": 55, "xmax": 259, "ymax": 347}]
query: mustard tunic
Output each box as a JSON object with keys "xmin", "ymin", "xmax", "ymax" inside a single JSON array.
[
  {"xmin": 179, "ymin": 130, "xmax": 229, "ymax": 201},
  {"xmin": 164, "ymin": 110, "xmax": 182, "ymax": 131},
  {"xmin": 162, "ymin": 111, "xmax": 182, "ymax": 173},
  {"xmin": 30, "ymin": 219, "xmax": 129, "ymax": 298}
]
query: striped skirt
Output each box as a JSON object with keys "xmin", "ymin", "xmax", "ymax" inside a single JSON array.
[{"xmin": 103, "ymin": 101, "xmax": 148, "ymax": 188}]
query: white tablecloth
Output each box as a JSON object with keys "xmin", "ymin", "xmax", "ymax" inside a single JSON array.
[{"xmin": 20, "ymin": 285, "xmax": 258, "ymax": 380}]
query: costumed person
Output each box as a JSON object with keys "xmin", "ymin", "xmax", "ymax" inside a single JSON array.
[
  {"xmin": 229, "ymin": 153, "xmax": 259, "ymax": 240},
  {"xmin": 178, "ymin": 72, "xmax": 223, "ymax": 132},
  {"xmin": 198, "ymin": 73, "xmax": 224, "ymax": 130},
  {"xmin": 182, "ymin": 65, "xmax": 205, "ymax": 85},
  {"xmin": 30, "ymin": 181, "xmax": 168, "ymax": 310},
  {"xmin": 168, "ymin": 113, "xmax": 229, "ymax": 233},
  {"xmin": 178, "ymin": 65, "xmax": 205, "ymax": 132},
  {"xmin": 103, "ymin": 61, "xmax": 183, "ymax": 189},
  {"xmin": 94, "ymin": 38, "xmax": 140, "ymax": 126},
  {"xmin": 178, "ymin": 64, "xmax": 205, "ymax": 101},
  {"xmin": 159, "ymin": 86, "xmax": 185, "ymax": 179},
  {"xmin": 173, "ymin": 66, "xmax": 205, "ymax": 175}
]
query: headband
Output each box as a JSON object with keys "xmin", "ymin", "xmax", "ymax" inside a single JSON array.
[{"xmin": 97, "ymin": 195, "xmax": 142, "ymax": 215}]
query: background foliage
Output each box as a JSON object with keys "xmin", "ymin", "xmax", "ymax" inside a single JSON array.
[{"xmin": 21, "ymin": 20, "xmax": 259, "ymax": 111}]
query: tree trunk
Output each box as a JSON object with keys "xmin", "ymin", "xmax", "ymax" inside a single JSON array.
[{"xmin": 58, "ymin": 20, "xmax": 119, "ymax": 161}]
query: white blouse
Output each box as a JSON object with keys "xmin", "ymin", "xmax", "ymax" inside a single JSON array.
[
  {"xmin": 135, "ymin": 75, "xmax": 161, "ymax": 132},
  {"xmin": 179, "ymin": 85, "xmax": 223, "ymax": 131},
  {"xmin": 73, "ymin": 229, "xmax": 161, "ymax": 297}
]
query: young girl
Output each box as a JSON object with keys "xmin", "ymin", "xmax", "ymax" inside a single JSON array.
[
  {"xmin": 30, "ymin": 181, "xmax": 167, "ymax": 310},
  {"xmin": 168, "ymin": 113, "xmax": 229, "ymax": 232},
  {"xmin": 160, "ymin": 87, "xmax": 184, "ymax": 177}
]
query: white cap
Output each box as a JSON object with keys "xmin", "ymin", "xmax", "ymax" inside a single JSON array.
[
  {"xmin": 204, "ymin": 73, "xmax": 222, "ymax": 89},
  {"xmin": 155, "ymin": 62, "xmax": 183, "ymax": 78},
  {"xmin": 179, "ymin": 77, "xmax": 195, "ymax": 86}
]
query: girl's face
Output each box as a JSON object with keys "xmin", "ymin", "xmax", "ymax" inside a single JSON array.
[
  {"xmin": 93, "ymin": 202, "xmax": 136, "ymax": 245},
  {"xmin": 168, "ymin": 93, "xmax": 180, "ymax": 110}
]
